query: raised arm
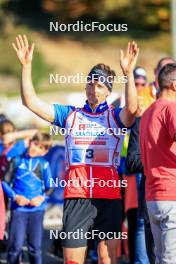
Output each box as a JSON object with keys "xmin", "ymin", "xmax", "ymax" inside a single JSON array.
[
  {"xmin": 12, "ymin": 35, "xmax": 54, "ymax": 122},
  {"xmin": 119, "ymin": 42, "xmax": 139, "ymax": 127},
  {"xmin": 2, "ymin": 129, "xmax": 38, "ymax": 146}
]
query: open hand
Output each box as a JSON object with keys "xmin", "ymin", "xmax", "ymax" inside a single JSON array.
[
  {"xmin": 12, "ymin": 34, "xmax": 35, "ymax": 66},
  {"xmin": 120, "ymin": 42, "xmax": 139, "ymax": 75}
]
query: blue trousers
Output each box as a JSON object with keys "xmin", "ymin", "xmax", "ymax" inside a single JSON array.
[
  {"xmin": 8, "ymin": 210, "xmax": 44, "ymax": 264},
  {"xmin": 135, "ymin": 174, "xmax": 150, "ymax": 264},
  {"xmin": 135, "ymin": 217, "xmax": 150, "ymax": 264}
]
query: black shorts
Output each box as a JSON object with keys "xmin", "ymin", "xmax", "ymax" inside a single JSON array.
[{"xmin": 62, "ymin": 198, "xmax": 122, "ymax": 248}]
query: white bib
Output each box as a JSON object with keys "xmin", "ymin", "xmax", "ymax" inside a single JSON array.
[{"xmin": 65, "ymin": 108, "xmax": 125, "ymax": 169}]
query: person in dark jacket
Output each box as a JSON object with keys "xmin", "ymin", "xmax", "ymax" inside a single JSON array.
[
  {"xmin": 126, "ymin": 117, "xmax": 155, "ymax": 264},
  {"xmin": 126, "ymin": 67, "xmax": 151, "ymax": 263}
]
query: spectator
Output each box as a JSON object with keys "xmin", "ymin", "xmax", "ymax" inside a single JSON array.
[
  {"xmin": 140, "ymin": 63, "xmax": 176, "ymax": 263},
  {"xmin": 2, "ymin": 132, "xmax": 53, "ymax": 264}
]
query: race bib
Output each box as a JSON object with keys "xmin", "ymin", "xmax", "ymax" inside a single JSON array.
[{"xmin": 70, "ymin": 148, "xmax": 110, "ymax": 164}]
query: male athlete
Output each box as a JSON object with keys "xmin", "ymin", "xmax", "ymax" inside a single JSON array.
[{"xmin": 12, "ymin": 35, "xmax": 139, "ymax": 264}]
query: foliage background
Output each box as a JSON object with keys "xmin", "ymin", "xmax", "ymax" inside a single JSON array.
[{"xmin": 0, "ymin": 0, "xmax": 171, "ymax": 96}]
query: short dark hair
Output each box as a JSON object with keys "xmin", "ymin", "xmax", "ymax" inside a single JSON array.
[
  {"xmin": 156, "ymin": 57, "xmax": 176, "ymax": 72},
  {"xmin": 158, "ymin": 63, "xmax": 176, "ymax": 91},
  {"xmin": 31, "ymin": 132, "xmax": 52, "ymax": 150},
  {"xmin": 89, "ymin": 63, "xmax": 116, "ymax": 84}
]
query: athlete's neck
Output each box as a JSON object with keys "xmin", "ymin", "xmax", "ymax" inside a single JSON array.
[
  {"xmin": 89, "ymin": 103, "xmax": 99, "ymax": 112},
  {"xmin": 84, "ymin": 100, "xmax": 108, "ymax": 114},
  {"xmin": 88, "ymin": 100, "xmax": 106, "ymax": 112},
  {"xmin": 159, "ymin": 89, "xmax": 176, "ymax": 102}
]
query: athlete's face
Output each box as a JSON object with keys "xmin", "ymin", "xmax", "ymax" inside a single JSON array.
[
  {"xmin": 85, "ymin": 81, "xmax": 110, "ymax": 107},
  {"xmin": 28, "ymin": 140, "xmax": 48, "ymax": 157}
]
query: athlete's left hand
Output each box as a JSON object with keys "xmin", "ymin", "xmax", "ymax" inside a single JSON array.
[
  {"xmin": 30, "ymin": 196, "xmax": 45, "ymax": 206},
  {"xmin": 120, "ymin": 41, "xmax": 139, "ymax": 75}
]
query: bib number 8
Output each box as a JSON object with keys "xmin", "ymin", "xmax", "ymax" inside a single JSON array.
[{"xmin": 86, "ymin": 149, "xmax": 94, "ymax": 159}]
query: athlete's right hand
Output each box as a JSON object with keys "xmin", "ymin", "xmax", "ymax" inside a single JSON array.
[
  {"xmin": 15, "ymin": 195, "xmax": 30, "ymax": 206},
  {"xmin": 12, "ymin": 34, "xmax": 35, "ymax": 66}
]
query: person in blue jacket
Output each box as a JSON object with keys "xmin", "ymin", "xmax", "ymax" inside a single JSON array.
[
  {"xmin": 0, "ymin": 119, "xmax": 38, "ymax": 159},
  {"xmin": 2, "ymin": 132, "xmax": 53, "ymax": 264}
]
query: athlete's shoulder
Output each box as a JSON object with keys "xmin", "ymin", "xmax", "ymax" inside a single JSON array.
[
  {"xmin": 53, "ymin": 104, "xmax": 76, "ymax": 127},
  {"xmin": 53, "ymin": 104, "xmax": 76, "ymax": 113}
]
